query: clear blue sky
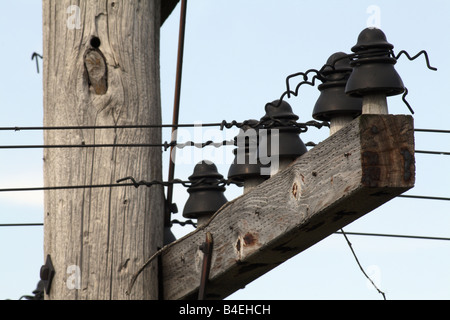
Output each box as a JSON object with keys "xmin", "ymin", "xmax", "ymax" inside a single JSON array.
[{"xmin": 1, "ymin": 0, "xmax": 449, "ymax": 300}]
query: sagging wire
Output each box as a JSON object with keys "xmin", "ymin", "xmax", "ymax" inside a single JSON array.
[{"xmin": 340, "ymin": 228, "xmax": 387, "ymax": 300}]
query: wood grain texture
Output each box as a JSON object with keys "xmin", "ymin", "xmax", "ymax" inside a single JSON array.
[
  {"xmin": 157, "ymin": 115, "xmax": 414, "ymax": 300},
  {"xmin": 84, "ymin": 47, "xmax": 108, "ymax": 95},
  {"xmin": 43, "ymin": 0, "xmax": 164, "ymax": 300}
]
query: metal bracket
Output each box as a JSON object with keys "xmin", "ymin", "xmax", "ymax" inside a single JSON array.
[
  {"xmin": 198, "ymin": 232, "xmax": 213, "ymax": 300},
  {"xmin": 40, "ymin": 254, "xmax": 55, "ymax": 295}
]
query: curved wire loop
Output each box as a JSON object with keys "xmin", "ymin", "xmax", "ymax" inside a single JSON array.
[
  {"xmin": 394, "ymin": 49, "xmax": 437, "ymax": 71},
  {"xmin": 272, "ymin": 48, "xmax": 436, "ymax": 115},
  {"xmin": 116, "ymin": 176, "xmax": 242, "ymax": 189}
]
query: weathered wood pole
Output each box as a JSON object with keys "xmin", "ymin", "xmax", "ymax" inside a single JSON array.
[{"xmin": 42, "ymin": 1, "xmax": 164, "ymax": 300}]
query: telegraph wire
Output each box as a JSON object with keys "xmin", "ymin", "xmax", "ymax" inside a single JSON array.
[
  {"xmin": 0, "ymin": 223, "xmax": 43, "ymax": 227},
  {"xmin": 0, "ymin": 140, "xmax": 235, "ymax": 151},
  {"xmin": 415, "ymin": 150, "xmax": 450, "ymax": 156},
  {"xmin": 340, "ymin": 228, "xmax": 387, "ymax": 300},
  {"xmin": 0, "ymin": 143, "xmax": 170, "ymax": 150},
  {"xmin": 0, "ymin": 124, "xmax": 448, "ymax": 133},
  {"xmin": 0, "ymin": 177, "xmax": 241, "ymax": 193},
  {"xmin": 0, "ymin": 175, "xmax": 448, "ymax": 200},
  {"xmin": 3, "ymin": 222, "xmax": 449, "ymax": 243},
  {"xmin": 398, "ymin": 194, "xmax": 450, "ymax": 201},
  {"xmin": 0, "ymin": 141, "xmax": 449, "ymax": 157},
  {"xmin": 415, "ymin": 128, "xmax": 450, "ymax": 134},
  {"xmin": 334, "ymin": 231, "xmax": 450, "ymax": 241},
  {"xmin": 0, "ymin": 181, "xmax": 176, "ymax": 193},
  {"xmin": 304, "ymin": 142, "xmax": 450, "ymax": 156},
  {"xmin": 0, "ymin": 119, "xmax": 330, "ymax": 132},
  {"xmin": 0, "ymin": 182, "xmax": 138, "ymax": 193},
  {"xmin": 0, "ymin": 123, "xmax": 224, "ymax": 131}
]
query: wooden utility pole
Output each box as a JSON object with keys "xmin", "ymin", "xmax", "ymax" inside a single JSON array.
[
  {"xmin": 42, "ymin": 1, "xmax": 174, "ymax": 300},
  {"xmin": 42, "ymin": 1, "xmax": 414, "ymax": 301}
]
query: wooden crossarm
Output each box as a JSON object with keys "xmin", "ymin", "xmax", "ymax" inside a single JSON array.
[{"xmin": 158, "ymin": 114, "xmax": 415, "ymax": 300}]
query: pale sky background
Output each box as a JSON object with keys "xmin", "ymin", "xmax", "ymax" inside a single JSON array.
[{"xmin": 1, "ymin": 0, "xmax": 449, "ymax": 300}]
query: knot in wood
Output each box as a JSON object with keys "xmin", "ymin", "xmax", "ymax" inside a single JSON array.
[
  {"xmin": 292, "ymin": 182, "xmax": 299, "ymax": 199},
  {"xmin": 84, "ymin": 47, "xmax": 108, "ymax": 95}
]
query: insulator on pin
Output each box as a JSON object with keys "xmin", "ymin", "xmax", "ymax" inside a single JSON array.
[
  {"xmin": 259, "ymin": 100, "xmax": 307, "ymax": 175},
  {"xmin": 228, "ymin": 120, "xmax": 268, "ymax": 193},
  {"xmin": 313, "ymin": 52, "xmax": 363, "ymax": 134},
  {"xmin": 182, "ymin": 160, "xmax": 228, "ymax": 227},
  {"xmin": 345, "ymin": 27, "xmax": 405, "ymax": 114}
]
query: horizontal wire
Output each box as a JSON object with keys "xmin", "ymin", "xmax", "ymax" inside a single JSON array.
[
  {"xmin": 0, "ymin": 183, "xmax": 174, "ymax": 193},
  {"xmin": 0, "ymin": 220, "xmax": 199, "ymax": 228},
  {"xmin": 2, "ymin": 223, "xmax": 448, "ymax": 242},
  {"xmin": 0, "ymin": 177, "xmax": 239, "ymax": 193},
  {"xmin": 0, "ymin": 124, "xmax": 447, "ymax": 133},
  {"xmin": 0, "ymin": 223, "xmax": 43, "ymax": 227},
  {"xmin": 0, "ymin": 185, "xmax": 447, "ymax": 202},
  {"xmin": 0, "ymin": 123, "xmax": 223, "ymax": 131},
  {"xmin": 0, "ymin": 141, "xmax": 235, "ymax": 150},
  {"xmin": 415, "ymin": 150, "xmax": 450, "ymax": 156},
  {"xmin": 0, "ymin": 120, "xmax": 329, "ymax": 132},
  {"xmin": 0, "ymin": 139, "xmax": 238, "ymax": 151},
  {"xmin": 0, "ymin": 183, "xmax": 137, "ymax": 192},
  {"xmin": 398, "ymin": 194, "xmax": 450, "ymax": 201},
  {"xmin": 1, "ymin": 143, "xmax": 448, "ymax": 157},
  {"xmin": 334, "ymin": 231, "xmax": 450, "ymax": 242},
  {"xmin": 415, "ymin": 128, "xmax": 450, "ymax": 134},
  {"xmin": 0, "ymin": 143, "xmax": 168, "ymax": 150}
]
